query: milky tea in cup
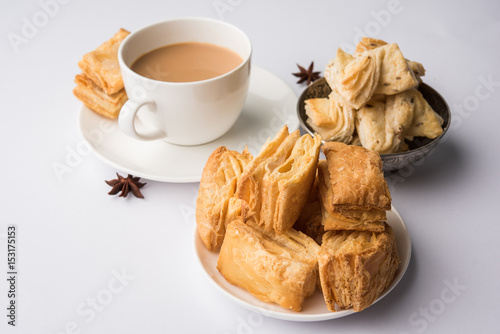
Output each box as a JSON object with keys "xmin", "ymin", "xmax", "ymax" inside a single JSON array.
[
  {"xmin": 130, "ymin": 42, "xmax": 243, "ymax": 83},
  {"xmin": 118, "ymin": 18, "xmax": 252, "ymax": 146}
]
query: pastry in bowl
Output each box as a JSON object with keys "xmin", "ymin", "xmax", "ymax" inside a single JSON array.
[
  {"xmin": 300, "ymin": 37, "xmax": 447, "ymax": 164},
  {"xmin": 324, "ymin": 42, "xmax": 419, "ymax": 109},
  {"xmin": 356, "ymin": 88, "xmax": 443, "ymax": 154},
  {"xmin": 355, "ymin": 37, "xmax": 426, "ymax": 83},
  {"xmin": 304, "ymin": 90, "xmax": 356, "ymax": 144}
]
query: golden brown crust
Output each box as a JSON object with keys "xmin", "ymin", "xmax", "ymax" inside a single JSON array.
[
  {"xmin": 73, "ymin": 74, "xmax": 128, "ymax": 119},
  {"xmin": 217, "ymin": 219, "xmax": 320, "ymax": 311},
  {"xmin": 78, "ymin": 28, "xmax": 130, "ymax": 95},
  {"xmin": 237, "ymin": 126, "xmax": 321, "ymax": 235},
  {"xmin": 196, "ymin": 146, "xmax": 253, "ymax": 251},
  {"xmin": 317, "ymin": 223, "xmax": 400, "ymax": 312},
  {"xmin": 322, "ymin": 143, "xmax": 391, "ymax": 211},
  {"xmin": 317, "ymin": 160, "xmax": 387, "ymax": 228},
  {"xmin": 320, "ymin": 204, "xmax": 386, "ymax": 232},
  {"xmin": 305, "ymin": 98, "xmax": 333, "ymax": 128}
]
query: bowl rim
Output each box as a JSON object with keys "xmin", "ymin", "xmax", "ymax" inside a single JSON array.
[{"xmin": 296, "ymin": 79, "xmax": 451, "ymax": 158}]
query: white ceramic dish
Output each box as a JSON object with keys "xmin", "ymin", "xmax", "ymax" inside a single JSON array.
[
  {"xmin": 194, "ymin": 206, "xmax": 411, "ymax": 322},
  {"xmin": 78, "ymin": 65, "xmax": 299, "ymax": 183}
]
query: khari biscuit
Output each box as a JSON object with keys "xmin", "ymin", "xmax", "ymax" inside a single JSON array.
[
  {"xmin": 196, "ymin": 146, "xmax": 253, "ymax": 251},
  {"xmin": 305, "ymin": 90, "xmax": 356, "ymax": 143},
  {"xmin": 317, "ymin": 159, "xmax": 386, "ymax": 230},
  {"xmin": 325, "ymin": 43, "xmax": 418, "ymax": 108},
  {"xmin": 237, "ymin": 125, "xmax": 321, "ymax": 235},
  {"xmin": 325, "ymin": 48, "xmax": 381, "ymax": 109},
  {"xmin": 217, "ymin": 219, "xmax": 320, "ymax": 311},
  {"xmin": 401, "ymin": 89, "xmax": 444, "ymax": 140},
  {"xmin": 78, "ymin": 28, "xmax": 130, "ymax": 95},
  {"xmin": 321, "ymin": 142, "xmax": 391, "ymax": 212},
  {"xmin": 318, "ymin": 224, "xmax": 400, "ymax": 312},
  {"xmin": 73, "ymin": 74, "xmax": 127, "ymax": 119}
]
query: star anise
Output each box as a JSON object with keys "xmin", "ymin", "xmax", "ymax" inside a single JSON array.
[
  {"xmin": 105, "ymin": 173, "xmax": 146, "ymax": 198},
  {"xmin": 293, "ymin": 62, "xmax": 321, "ymax": 85}
]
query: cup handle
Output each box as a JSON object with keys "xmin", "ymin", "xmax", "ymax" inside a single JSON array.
[{"xmin": 118, "ymin": 100, "xmax": 166, "ymax": 141}]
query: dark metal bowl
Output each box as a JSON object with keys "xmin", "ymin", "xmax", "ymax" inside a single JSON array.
[{"xmin": 297, "ymin": 78, "xmax": 451, "ymax": 172}]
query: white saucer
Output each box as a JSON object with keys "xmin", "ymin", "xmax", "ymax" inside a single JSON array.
[
  {"xmin": 78, "ymin": 65, "xmax": 299, "ymax": 183},
  {"xmin": 194, "ymin": 206, "xmax": 411, "ymax": 322}
]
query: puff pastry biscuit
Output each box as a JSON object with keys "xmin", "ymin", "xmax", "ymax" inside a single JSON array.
[
  {"xmin": 305, "ymin": 98, "xmax": 332, "ymax": 127},
  {"xmin": 325, "ymin": 48, "xmax": 381, "ymax": 109},
  {"xmin": 355, "ymin": 88, "xmax": 443, "ymax": 153},
  {"xmin": 196, "ymin": 146, "xmax": 253, "ymax": 251},
  {"xmin": 356, "ymin": 37, "xmax": 426, "ymax": 83},
  {"xmin": 78, "ymin": 28, "xmax": 130, "ymax": 95},
  {"xmin": 237, "ymin": 126, "xmax": 321, "ymax": 235},
  {"xmin": 325, "ymin": 43, "xmax": 418, "ymax": 108},
  {"xmin": 217, "ymin": 219, "xmax": 320, "ymax": 311},
  {"xmin": 401, "ymin": 89, "xmax": 444, "ymax": 140},
  {"xmin": 372, "ymin": 43, "xmax": 418, "ymax": 95},
  {"xmin": 317, "ymin": 160, "xmax": 387, "ymax": 229},
  {"xmin": 73, "ymin": 74, "xmax": 128, "ymax": 119},
  {"xmin": 355, "ymin": 93, "xmax": 414, "ymax": 154},
  {"xmin": 322, "ymin": 142, "xmax": 391, "ymax": 212},
  {"xmin": 305, "ymin": 90, "xmax": 356, "ymax": 143},
  {"xmin": 317, "ymin": 223, "xmax": 400, "ymax": 312}
]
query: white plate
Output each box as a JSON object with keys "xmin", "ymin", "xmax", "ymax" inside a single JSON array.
[
  {"xmin": 194, "ymin": 206, "xmax": 411, "ymax": 322},
  {"xmin": 78, "ymin": 65, "xmax": 299, "ymax": 183}
]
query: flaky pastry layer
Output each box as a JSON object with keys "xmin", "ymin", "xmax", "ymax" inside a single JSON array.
[
  {"xmin": 317, "ymin": 223, "xmax": 400, "ymax": 312},
  {"xmin": 321, "ymin": 143, "xmax": 391, "ymax": 211},
  {"xmin": 196, "ymin": 146, "xmax": 253, "ymax": 251},
  {"xmin": 237, "ymin": 125, "xmax": 321, "ymax": 235},
  {"xmin": 78, "ymin": 28, "xmax": 129, "ymax": 95},
  {"xmin": 355, "ymin": 88, "xmax": 443, "ymax": 154},
  {"xmin": 305, "ymin": 90, "xmax": 356, "ymax": 143},
  {"xmin": 325, "ymin": 43, "xmax": 418, "ymax": 109},
  {"xmin": 73, "ymin": 73, "xmax": 127, "ymax": 119},
  {"xmin": 217, "ymin": 219, "xmax": 320, "ymax": 311},
  {"xmin": 317, "ymin": 160, "xmax": 387, "ymax": 228}
]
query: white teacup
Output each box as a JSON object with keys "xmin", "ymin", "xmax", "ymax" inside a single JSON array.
[{"xmin": 118, "ymin": 18, "xmax": 252, "ymax": 146}]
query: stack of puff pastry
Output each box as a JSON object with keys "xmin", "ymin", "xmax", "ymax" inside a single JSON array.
[
  {"xmin": 316, "ymin": 142, "xmax": 400, "ymax": 312},
  {"xmin": 305, "ymin": 37, "xmax": 444, "ymax": 154},
  {"xmin": 73, "ymin": 29, "xmax": 129, "ymax": 119},
  {"xmin": 197, "ymin": 126, "xmax": 322, "ymax": 311},
  {"xmin": 196, "ymin": 125, "xmax": 400, "ymax": 313}
]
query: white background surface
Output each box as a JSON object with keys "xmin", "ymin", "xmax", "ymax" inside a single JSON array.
[{"xmin": 1, "ymin": 0, "xmax": 499, "ymax": 333}]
